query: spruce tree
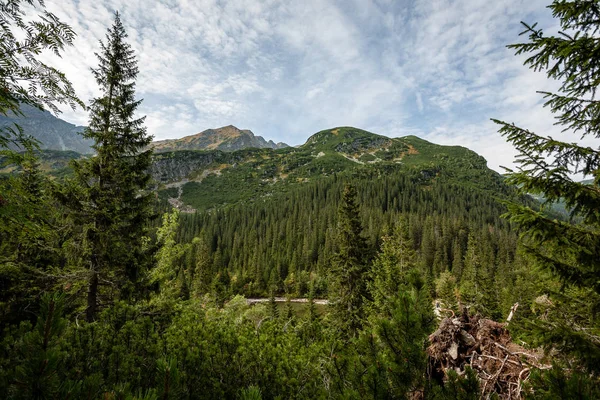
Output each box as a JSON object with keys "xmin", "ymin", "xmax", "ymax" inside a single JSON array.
[
  {"xmin": 64, "ymin": 12, "xmax": 153, "ymax": 321},
  {"xmin": 329, "ymin": 184, "xmax": 369, "ymax": 337},
  {"xmin": 192, "ymin": 235, "xmax": 212, "ymax": 296},
  {"xmin": 493, "ymin": 0, "xmax": 600, "ymax": 373}
]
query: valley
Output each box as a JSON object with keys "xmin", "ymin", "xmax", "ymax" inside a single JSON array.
[{"xmin": 1, "ymin": 1, "xmax": 598, "ymax": 398}]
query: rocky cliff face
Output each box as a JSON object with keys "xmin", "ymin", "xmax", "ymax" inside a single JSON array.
[
  {"xmin": 0, "ymin": 105, "xmax": 93, "ymax": 154},
  {"xmin": 150, "ymin": 149, "xmax": 253, "ymax": 183},
  {"xmin": 151, "ymin": 125, "xmax": 288, "ymax": 153},
  {"xmin": 151, "ymin": 151, "xmax": 222, "ymax": 183}
]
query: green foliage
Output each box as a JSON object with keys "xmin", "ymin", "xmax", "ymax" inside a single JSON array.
[
  {"xmin": 367, "ymin": 277, "xmax": 433, "ymax": 397},
  {"xmin": 0, "ymin": 0, "xmax": 82, "ymax": 328},
  {"xmin": 62, "ymin": 301, "xmax": 163, "ymax": 395},
  {"xmin": 436, "ymin": 367, "xmax": 480, "ymax": 400},
  {"xmin": 435, "ymin": 271, "xmax": 458, "ymax": 311},
  {"xmin": 0, "ymin": 293, "xmax": 81, "ymax": 400},
  {"xmin": 524, "ymin": 364, "xmax": 600, "ymax": 399},
  {"xmin": 350, "ymin": 221, "xmax": 437, "ymax": 398},
  {"xmin": 191, "ymin": 235, "xmax": 212, "ymax": 296},
  {"xmin": 0, "ymin": 148, "xmax": 67, "ymax": 328},
  {"xmin": 156, "ymin": 357, "xmax": 181, "ymax": 400},
  {"xmin": 459, "ymin": 233, "xmax": 501, "ymax": 319},
  {"xmin": 239, "ymin": 386, "xmax": 263, "ymax": 400},
  {"xmin": 369, "ymin": 217, "xmax": 417, "ymax": 315},
  {"xmin": 151, "ymin": 209, "xmax": 191, "ymax": 302},
  {"xmin": 494, "ymin": 0, "xmax": 600, "ymax": 374},
  {"xmin": 172, "ymin": 164, "xmax": 520, "ymax": 306}
]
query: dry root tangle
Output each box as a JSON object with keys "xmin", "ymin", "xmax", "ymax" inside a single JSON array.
[{"xmin": 427, "ymin": 308, "xmax": 549, "ymax": 399}]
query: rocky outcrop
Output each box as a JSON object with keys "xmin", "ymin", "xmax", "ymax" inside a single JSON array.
[{"xmin": 151, "ymin": 151, "xmax": 223, "ymax": 183}]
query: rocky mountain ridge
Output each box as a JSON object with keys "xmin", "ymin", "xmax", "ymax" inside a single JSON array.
[
  {"xmin": 151, "ymin": 125, "xmax": 288, "ymax": 153},
  {"xmin": 0, "ymin": 107, "xmax": 287, "ymax": 154}
]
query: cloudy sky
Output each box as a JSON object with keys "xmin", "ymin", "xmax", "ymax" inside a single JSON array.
[{"xmin": 41, "ymin": 0, "xmax": 572, "ymax": 172}]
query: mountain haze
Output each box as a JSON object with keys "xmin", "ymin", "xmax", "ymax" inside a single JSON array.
[
  {"xmin": 151, "ymin": 125, "xmax": 289, "ymax": 153},
  {"xmin": 0, "ymin": 105, "xmax": 93, "ymax": 154}
]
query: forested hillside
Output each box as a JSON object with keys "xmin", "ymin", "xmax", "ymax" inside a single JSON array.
[{"xmin": 0, "ymin": 1, "xmax": 599, "ymax": 399}]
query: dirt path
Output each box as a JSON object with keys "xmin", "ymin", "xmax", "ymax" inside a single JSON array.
[{"xmin": 246, "ymin": 297, "xmax": 328, "ymax": 305}]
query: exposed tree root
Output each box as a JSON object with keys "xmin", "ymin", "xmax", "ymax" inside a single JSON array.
[{"xmin": 427, "ymin": 309, "xmax": 549, "ymax": 399}]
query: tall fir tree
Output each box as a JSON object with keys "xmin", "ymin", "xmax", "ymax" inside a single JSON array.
[
  {"xmin": 329, "ymin": 184, "xmax": 370, "ymax": 337},
  {"xmin": 493, "ymin": 0, "xmax": 600, "ymax": 373},
  {"xmin": 63, "ymin": 12, "xmax": 153, "ymax": 321}
]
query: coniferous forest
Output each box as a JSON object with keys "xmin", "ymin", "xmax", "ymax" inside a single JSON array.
[{"xmin": 0, "ymin": 1, "xmax": 599, "ymax": 398}]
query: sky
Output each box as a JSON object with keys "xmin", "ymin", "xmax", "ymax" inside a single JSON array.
[{"xmin": 38, "ymin": 0, "xmax": 578, "ymax": 173}]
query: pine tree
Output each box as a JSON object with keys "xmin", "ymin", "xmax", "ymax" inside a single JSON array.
[
  {"xmin": 329, "ymin": 184, "xmax": 370, "ymax": 337},
  {"xmin": 5, "ymin": 293, "xmax": 83, "ymax": 399},
  {"xmin": 354, "ymin": 221, "xmax": 435, "ymax": 398},
  {"xmin": 493, "ymin": 0, "xmax": 600, "ymax": 373},
  {"xmin": 284, "ymin": 294, "xmax": 294, "ymax": 321},
  {"xmin": 369, "ymin": 217, "xmax": 417, "ymax": 316},
  {"xmin": 268, "ymin": 290, "xmax": 279, "ymax": 319},
  {"xmin": 307, "ymin": 283, "xmax": 318, "ymax": 323},
  {"xmin": 64, "ymin": 12, "xmax": 153, "ymax": 321},
  {"xmin": 151, "ymin": 210, "xmax": 189, "ymax": 301},
  {"xmin": 192, "ymin": 235, "xmax": 212, "ymax": 296}
]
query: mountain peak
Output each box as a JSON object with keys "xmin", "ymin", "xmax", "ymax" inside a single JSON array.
[
  {"xmin": 151, "ymin": 126, "xmax": 288, "ymax": 153},
  {"xmin": 303, "ymin": 127, "xmax": 391, "ymax": 152}
]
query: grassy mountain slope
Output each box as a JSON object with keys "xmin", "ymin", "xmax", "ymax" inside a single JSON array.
[
  {"xmin": 150, "ymin": 127, "xmax": 505, "ymax": 212},
  {"xmin": 2, "ymin": 125, "xmax": 507, "ymax": 213}
]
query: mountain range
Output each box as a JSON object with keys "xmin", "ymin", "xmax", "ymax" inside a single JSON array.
[
  {"xmin": 0, "ymin": 106, "xmax": 288, "ymax": 154},
  {"xmin": 150, "ymin": 126, "xmax": 503, "ymax": 212},
  {"xmin": 0, "ymin": 107, "xmax": 507, "ymax": 214}
]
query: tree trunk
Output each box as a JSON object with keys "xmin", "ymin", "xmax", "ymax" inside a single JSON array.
[{"xmin": 86, "ymin": 269, "xmax": 98, "ymax": 322}]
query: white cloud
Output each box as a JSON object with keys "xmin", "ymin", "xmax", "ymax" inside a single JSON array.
[
  {"xmin": 415, "ymin": 92, "xmax": 424, "ymax": 113},
  {"xmin": 37, "ymin": 0, "xmax": 598, "ymax": 171}
]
